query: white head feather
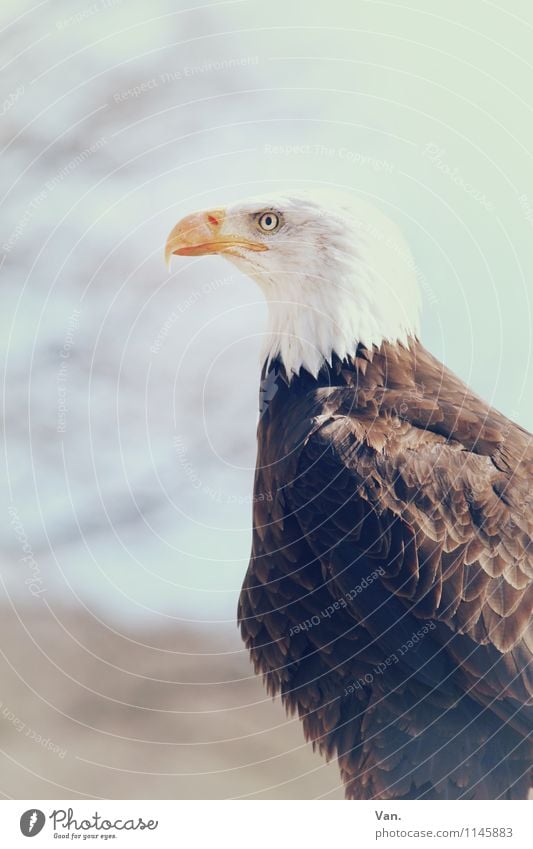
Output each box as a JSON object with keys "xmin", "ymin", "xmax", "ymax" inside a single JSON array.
[
  {"xmin": 171, "ymin": 190, "xmax": 421, "ymax": 379},
  {"xmin": 219, "ymin": 190, "xmax": 421, "ymax": 379}
]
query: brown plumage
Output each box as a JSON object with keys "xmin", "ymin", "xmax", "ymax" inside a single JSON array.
[{"xmin": 238, "ymin": 340, "xmax": 532, "ymax": 799}]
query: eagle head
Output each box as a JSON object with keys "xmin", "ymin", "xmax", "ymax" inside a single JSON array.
[{"xmin": 165, "ymin": 191, "xmax": 421, "ymax": 378}]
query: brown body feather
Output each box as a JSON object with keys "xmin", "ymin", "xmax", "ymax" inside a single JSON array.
[{"xmin": 238, "ymin": 339, "xmax": 532, "ymax": 799}]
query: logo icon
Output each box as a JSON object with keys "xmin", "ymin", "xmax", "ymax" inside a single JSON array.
[{"xmin": 20, "ymin": 809, "xmax": 46, "ymax": 837}]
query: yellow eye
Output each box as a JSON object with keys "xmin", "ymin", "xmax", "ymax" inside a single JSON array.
[{"xmin": 258, "ymin": 211, "xmax": 280, "ymax": 232}]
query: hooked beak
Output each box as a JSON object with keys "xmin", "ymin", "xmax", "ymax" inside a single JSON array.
[{"xmin": 164, "ymin": 208, "xmax": 268, "ymax": 268}]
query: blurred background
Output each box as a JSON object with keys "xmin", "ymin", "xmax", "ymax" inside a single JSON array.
[{"xmin": 0, "ymin": 0, "xmax": 532, "ymax": 799}]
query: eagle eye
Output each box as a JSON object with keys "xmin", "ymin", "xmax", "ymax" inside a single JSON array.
[{"xmin": 257, "ymin": 211, "xmax": 280, "ymax": 233}]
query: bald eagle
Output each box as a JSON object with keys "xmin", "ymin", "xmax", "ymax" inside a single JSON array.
[{"xmin": 165, "ymin": 192, "xmax": 532, "ymax": 800}]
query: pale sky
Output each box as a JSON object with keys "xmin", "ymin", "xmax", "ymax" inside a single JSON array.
[{"xmin": 1, "ymin": 0, "xmax": 532, "ymax": 624}]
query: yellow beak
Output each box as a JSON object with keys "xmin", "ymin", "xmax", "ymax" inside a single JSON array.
[{"xmin": 164, "ymin": 208, "xmax": 268, "ymax": 267}]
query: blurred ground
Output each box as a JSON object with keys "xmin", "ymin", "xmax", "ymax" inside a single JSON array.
[{"xmin": 0, "ymin": 602, "xmax": 343, "ymax": 799}]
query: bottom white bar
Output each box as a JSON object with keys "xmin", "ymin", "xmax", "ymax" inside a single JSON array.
[{"xmin": 3, "ymin": 799, "xmax": 530, "ymax": 847}]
